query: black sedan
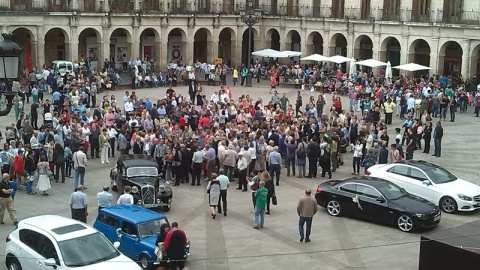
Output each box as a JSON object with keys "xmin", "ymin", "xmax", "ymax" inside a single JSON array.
[{"xmin": 315, "ymin": 177, "xmax": 441, "ymax": 232}]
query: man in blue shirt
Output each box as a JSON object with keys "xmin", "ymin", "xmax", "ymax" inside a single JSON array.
[
  {"xmin": 157, "ymin": 105, "xmax": 166, "ymax": 117},
  {"xmin": 216, "ymin": 169, "xmax": 230, "ymax": 216},
  {"xmin": 96, "ymin": 186, "xmax": 112, "ymax": 212},
  {"xmin": 205, "ymin": 144, "xmax": 216, "ymax": 181}
]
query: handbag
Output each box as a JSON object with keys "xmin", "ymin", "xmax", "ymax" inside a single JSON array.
[
  {"xmin": 75, "ymin": 153, "xmax": 86, "ymax": 173},
  {"xmin": 272, "ymin": 194, "xmax": 278, "ymax": 205}
]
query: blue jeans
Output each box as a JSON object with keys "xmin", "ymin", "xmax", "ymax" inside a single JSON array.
[
  {"xmin": 434, "ymin": 138, "xmax": 442, "ymax": 157},
  {"xmin": 26, "ymin": 171, "xmax": 34, "ymax": 194},
  {"xmin": 269, "ymin": 164, "xmax": 281, "ymax": 185},
  {"xmin": 440, "ymin": 107, "xmax": 448, "ymax": 120},
  {"xmin": 74, "ymin": 169, "xmax": 85, "ymax": 189},
  {"xmin": 299, "ymin": 216, "xmax": 313, "ymax": 239},
  {"xmin": 254, "ymin": 207, "xmax": 265, "ymax": 228},
  {"xmin": 432, "ymin": 104, "xmax": 439, "ymax": 117}
]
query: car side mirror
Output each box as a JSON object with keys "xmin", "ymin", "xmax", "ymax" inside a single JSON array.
[
  {"xmin": 44, "ymin": 258, "xmax": 57, "ymax": 268},
  {"xmin": 376, "ymin": 197, "xmax": 385, "ymax": 203},
  {"xmin": 113, "ymin": 241, "xmax": 121, "ymax": 249},
  {"xmin": 116, "ymin": 228, "xmax": 122, "ymax": 238},
  {"xmin": 422, "ymin": 180, "xmax": 431, "ymax": 186}
]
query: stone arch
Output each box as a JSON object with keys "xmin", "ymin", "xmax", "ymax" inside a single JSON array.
[
  {"xmin": 438, "ymin": 40, "xmax": 463, "ymax": 76},
  {"xmin": 241, "ymin": 27, "xmax": 259, "ymax": 66},
  {"xmin": 306, "ymin": 31, "xmax": 324, "ymax": 55},
  {"xmin": 408, "ymin": 39, "xmax": 431, "ymax": 76},
  {"xmin": 218, "ymin": 27, "xmax": 236, "ymax": 66},
  {"xmin": 10, "ymin": 27, "xmax": 36, "ymax": 70},
  {"xmin": 354, "ymin": 34, "xmax": 373, "ymax": 59},
  {"xmin": 469, "ymin": 42, "xmax": 480, "ymax": 78},
  {"xmin": 109, "ymin": 28, "xmax": 133, "ymax": 70},
  {"xmin": 265, "ymin": 28, "xmax": 280, "ymax": 51},
  {"xmin": 78, "ymin": 27, "xmax": 102, "ymax": 69},
  {"xmin": 380, "ymin": 36, "xmax": 401, "ymax": 75},
  {"xmin": 44, "ymin": 27, "xmax": 69, "ymax": 63},
  {"xmin": 139, "ymin": 28, "xmax": 160, "ymax": 66},
  {"xmin": 285, "ymin": 30, "xmax": 301, "ymax": 52},
  {"xmin": 329, "ymin": 33, "xmax": 347, "ymax": 56},
  {"xmin": 194, "ymin": 28, "xmax": 213, "ymax": 63},
  {"xmin": 167, "ymin": 28, "xmax": 187, "ymax": 64}
]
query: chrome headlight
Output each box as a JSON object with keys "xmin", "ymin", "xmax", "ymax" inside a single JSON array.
[
  {"xmin": 137, "ymin": 200, "xmax": 143, "ymax": 205},
  {"xmin": 156, "ymin": 199, "xmax": 161, "ymax": 203},
  {"xmin": 458, "ymin": 194, "xmax": 472, "ymax": 201},
  {"xmin": 415, "ymin": 213, "xmax": 428, "ymax": 218}
]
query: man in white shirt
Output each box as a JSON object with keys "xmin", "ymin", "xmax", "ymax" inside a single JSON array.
[
  {"xmin": 117, "ymin": 185, "xmax": 134, "ymax": 205},
  {"xmin": 219, "ymin": 91, "xmax": 229, "ymax": 104},
  {"xmin": 210, "ymin": 91, "xmax": 219, "ymax": 104},
  {"xmin": 124, "ymin": 99, "xmax": 134, "ymax": 113}
]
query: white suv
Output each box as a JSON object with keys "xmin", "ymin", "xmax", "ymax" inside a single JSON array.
[{"xmin": 5, "ymin": 215, "xmax": 141, "ymax": 270}]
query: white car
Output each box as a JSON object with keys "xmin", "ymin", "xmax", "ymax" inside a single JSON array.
[
  {"xmin": 6, "ymin": 215, "xmax": 141, "ymax": 270},
  {"xmin": 367, "ymin": 160, "xmax": 480, "ymax": 213}
]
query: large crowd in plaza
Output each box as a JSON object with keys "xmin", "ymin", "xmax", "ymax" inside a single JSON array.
[{"xmin": 0, "ymin": 57, "xmax": 479, "ymax": 269}]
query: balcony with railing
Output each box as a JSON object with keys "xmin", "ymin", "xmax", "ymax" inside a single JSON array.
[
  {"xmin": 111, "ymin": 0, "xmax": 134, "ymax": 13},
  {"xmin": 142, "ymin": 0, "xmax": 161, "ymax": 12},
  {"xmin": 6, "ymin": 0, "xmax": 32, "ymax": 11},
  {"xmin": 81, "ymin": 0, "xmax": 97, "ymax": 12},
  {"xmin": 47, "ymin": 0, "xmax": 69, "ymax": 11}
]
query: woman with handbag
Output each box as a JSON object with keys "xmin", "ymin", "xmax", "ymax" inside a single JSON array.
[
  {"xmin": 155, "ymin": 223, "xmax": 170, "ymax": 268},
  {"xmin": 36, "ymin": 155, "xmax": 52, "ymax": 196},
  {"xmin": 206, "ymin": 174, "xmax": 221, "ymax": 219},
  {"xmin": 262, "ymin": 171, "xmax": 275, "ymax": 215}
]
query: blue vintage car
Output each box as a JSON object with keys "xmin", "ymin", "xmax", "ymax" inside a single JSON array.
[{"xmin": 93, "ymin": 205, "xmax": 190, "ymax": 270}]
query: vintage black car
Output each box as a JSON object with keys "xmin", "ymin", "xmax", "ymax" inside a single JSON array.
[
  {"xmin": 315, "ymin": 177, "xmax": 441, "ymax": 232},
  {"xmin": 110, "ymin": 155, "xmax": 173, "ymax": 212}
]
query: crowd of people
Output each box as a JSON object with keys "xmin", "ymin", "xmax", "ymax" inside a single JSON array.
[{"xmin": 0, "ymin": 58, "xmax": 478, "ymax": 269}]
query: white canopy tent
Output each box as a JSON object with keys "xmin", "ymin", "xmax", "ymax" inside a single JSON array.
[
  {"xmin": 251, "ymin": 49, "xmax": 280, "ymax": 57},
  {"xmin": 300, "ymin": 54, "xmax": 329, "ymax": 62},
  {"xmin": 355, "ymin": 59, "xmax": 387, "ymax": 68},
  {"xmin": 393, "ymin": 63, "xmax": 432, "ymax": 72},
  {"xmin": 327, "ymin": 55, "xmax": 350, "ymax": 64},
  {"xmin": 270, "ymin": 51, "xmax": 302, "ymax": 58}
]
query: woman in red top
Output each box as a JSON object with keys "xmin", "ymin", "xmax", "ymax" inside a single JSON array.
[
  {"xmin": 178, "ymin": 115, "xmax": 186, "ymax": 130},
  {"xmin": 13, "ymin": 150, "xmax": 25, "ymax": 184},
  {"xmin": 199, "ymin": 115, "xmax": 210, "ymax": 129},
  {"xmin": 334, "ymin": 97, "xmax": 343, "ymax": 114}
]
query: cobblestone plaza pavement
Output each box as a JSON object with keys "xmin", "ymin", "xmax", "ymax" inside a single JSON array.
[{"xmin": 0, "ymin": 80, "xmax": 479, "ymax": 270}]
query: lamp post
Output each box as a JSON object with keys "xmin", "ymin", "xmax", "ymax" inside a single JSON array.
[
  {"xmin": 240, "ymin": 0, "xmax": 260, "ymax": 87},
  {"xmin": 0, "ymin": 33, "xmax": 21, "ymax": 116}
]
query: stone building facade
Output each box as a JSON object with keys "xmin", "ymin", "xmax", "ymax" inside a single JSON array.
[{"xmin": 0, "ymin": 0, "xmax": 479, "ymax": 78}]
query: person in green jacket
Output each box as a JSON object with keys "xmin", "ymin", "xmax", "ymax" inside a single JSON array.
[{"xmin": 253, "ymin": 181, "xmax": 268, "ymax": 229}]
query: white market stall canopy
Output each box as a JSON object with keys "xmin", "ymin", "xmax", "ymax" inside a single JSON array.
[
  {"xmin": 327, "ymin": 55, "xmax": 351, "ymax": 64},
  {"xmin": 251, "ymin": 49, "xmax": 301, "ymax": 58},
  {"xmin": 251, "ymin": 49, "xmax": 280, "ymax": 57},
  {"xmin": 300, "ymin": 54, "xmax": 329, "ymax": 62},
  {"xmin": 356, "ymin": 59, "xmax": 387, "ymax": 68},
  {"xmin": 393, "ymin": 63, "xmax": 432, "ymax": 72}
]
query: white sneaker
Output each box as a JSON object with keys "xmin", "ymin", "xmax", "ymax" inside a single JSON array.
[{"xmin": 101, "ymin": 162, "xmax": 104, "ymax": 165}]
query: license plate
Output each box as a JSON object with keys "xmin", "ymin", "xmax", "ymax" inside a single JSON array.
[{"xmin": 434, "ymin": 215, "xmax": 440, "ymax": 222}]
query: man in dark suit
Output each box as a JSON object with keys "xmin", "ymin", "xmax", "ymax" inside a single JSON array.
[
  {"xmin": 132, "ymin": 137, "xmax": 144, "ymax": 154},
  {"xmin": 433, "ymin": 121, "xmax": 443, "ymax": 157},
  {"xmin": 307, "ymin": 123, "xmax": 319, "ymax": 142},
  {"xmin": 306, "ymin": 138, "xmax": 320, "ymax": 178}
]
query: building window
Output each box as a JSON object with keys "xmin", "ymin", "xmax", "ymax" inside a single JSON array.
[
  {"xmin": 331, "ymin": 0, "xmax": 345, "ymax": 19},
  {"xmin": 172, "ymin": 0, "xmax": 186, "ymax": 13},
  {"xmin": 443, "ymin": 0, "xmax": 462, "ymax": 23},
  {"xmin": 361, "ymin": 0, "xmax": 371, "ymax": 19},
  {"xmin": 412, "ymin": 0, "xmax": 430, "ymax": 22},
  {"xmin": 222, "ymin": 0, "xmax": 233, "ymax": 14},
  {"xmin": 312, "ymin": 0, "xmax": 321, "ymax": 17},
  {"xmin": 383, "ymin": 0, "xmax": 400, "ymax": 20},
  {"xmin": 287, "ymin": 0, "xmax": 298, "ymax": 16},
  {"xmin": 197, "ymin": 0, "xmax": 210, "ymax": 13}
]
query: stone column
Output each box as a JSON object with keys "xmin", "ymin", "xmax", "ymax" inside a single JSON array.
[
  {"xmin": 461, "ymin": 39, "xmax": 470, "ymax": 79},
  {"xmin": 430, "ymin": 38, "xmax": 439, "ymax": 75},
  {"xmin": 101, "ymin": 27, "xmax": 110, "ymax": 69},
  {"xmin": 36, "ymin": 26, "xmax": 45, "ymax": 67},
  {"xmin": 30, "ymin": 40, "xmax": 38, "ymax": 68},
  {"xmin": 69, "ymin": 27, "xmax": 78, "ymax": 62},
  {"xmin": 211, "ymin": 38, "xmax": 218, "ymax": 62},
  {"xmin": 234, "ymin": 26, "xmax": 243, "ymax": 65}
]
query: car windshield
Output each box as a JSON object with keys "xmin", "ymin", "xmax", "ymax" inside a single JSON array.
[
  {"xmin": 376, "ymin": 182, "xmax": 408, "ymax": 200},
  {"xmin": 423, "ymin": 166, "xmax": 457, "ymax": 184},
  {"xmin": 138, "ymin": 218, "xmax": 169, "ymax": 238},
  {"xmin": 57, "ymin": 232, "xmax": 120, "ymax": 267},
  {"xmin": 127, "ymin": 167, "xmax": 158, "ymax": 177}
]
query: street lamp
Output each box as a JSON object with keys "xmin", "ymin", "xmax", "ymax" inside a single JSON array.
[
  {"xmin": 0, "ymin": 33, "xmax": 21, "ymax": 116},
  {"xmin": 240, "ymin": 0, "xmax": 261, "ymax": 87}
]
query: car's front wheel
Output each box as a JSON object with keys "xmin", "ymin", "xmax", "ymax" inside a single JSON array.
[
  {"xmin": 440, "ymin": 196, "xmax": 458, "ymax": 214},
  {"xmin": 139, "ymin": 254, "xmax": 152, "ymax": 270},
  {"xmin": 397, "ymin": 214, "xmax": 416, "ymax": 232},
  {"xmin": 326, "ymin": 200, "xmax": 342, "ymax": 216},
  {"xmin": 6, "ymin": 256, "xmax": 22, "ymax": 270}
]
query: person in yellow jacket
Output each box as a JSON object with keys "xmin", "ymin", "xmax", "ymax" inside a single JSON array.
[
  {"xmin": 384, "ymin": 98, "xmax": 396, "ymax": 125},
  {"xmin": 232, "ymin": 67, "xmax": 238, "ymax": 86}
]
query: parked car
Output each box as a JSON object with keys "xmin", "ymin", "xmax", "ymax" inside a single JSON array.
[
  {"xmin": 315, "ymin": 177, "xmax": 441, "ymax": 232},
  {"xmin": 93, "ymin": 204, "xmax": 191, "ymax": 270},
  {"xmin": 5, "ymin": 215, "xmax": 141, "ymax": 270},
  {"xmin": 367, "ymin": 160, "xmax": 480, "ymax": 213},
  {"xmin": 110, "ymin": 154, "xmax": 173, "ymax": 211},
  {"xmin": 52, "ymin": 60, "xmax": 74, "ymax": 76}
]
